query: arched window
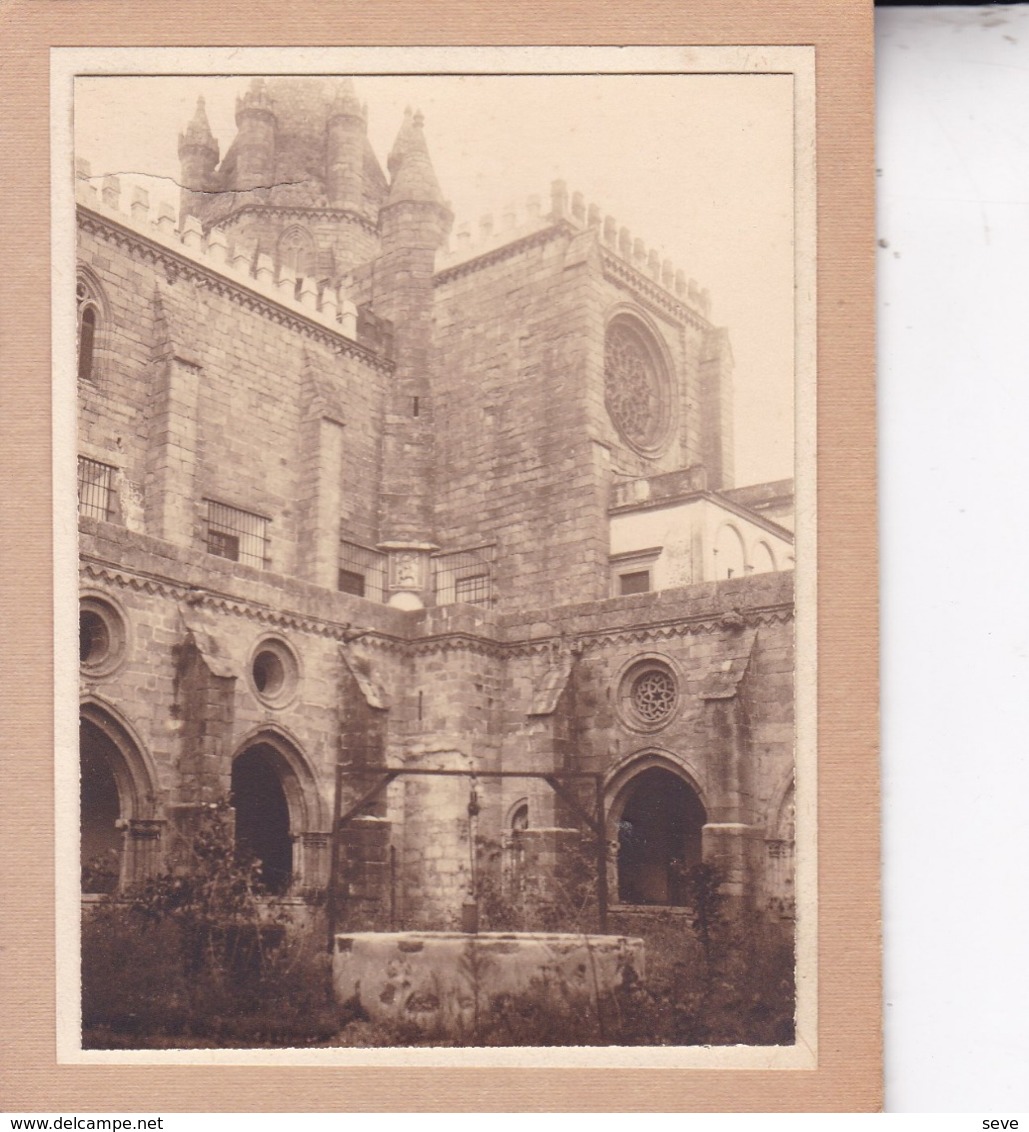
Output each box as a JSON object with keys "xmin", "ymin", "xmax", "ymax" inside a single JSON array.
[
  {"xmin": 713, "ymin": 523, "xmax": 746, "ymax": 580},
  {"xmin": 76, "ymin": 275, "xmax": 104, "ymax": 384},
  {"xmin": 751, "ymin": 540, "xmax": 777, "ymax": 574},
  {"xmin": 615, "ymin": 765, "xmax": 707, "ymax": 906},
  {"xmin": 276, "ymin": 225, "xmax": 316, "ymax": 282}
]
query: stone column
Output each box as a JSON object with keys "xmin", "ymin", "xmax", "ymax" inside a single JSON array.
[
  {"xmin": 124, "ymin": 818, "xmax": 164, "ymax": 885},
  {"xmin": 297, "ymin": 831, "xmax": 332, "ymax": 891}
]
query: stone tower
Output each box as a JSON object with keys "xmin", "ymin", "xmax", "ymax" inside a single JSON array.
[
  {"xmin": 373, "ymin": 109, "xmax": 453, "ymax": 605},
  {"xmin": 176, "ymin": 96, "xmax": 219, "ymax": 227},
  {"xmin": 176, "ymin": 78, "xmax": 389, "ymax": 283}
]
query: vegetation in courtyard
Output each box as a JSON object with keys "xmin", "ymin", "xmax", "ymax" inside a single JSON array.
[
  {"xmin": 83, "ymin": 807, "xmax": 793, "ymax": 1049},
  {"xmin": 81, "ymin": 801, "xmax": 337, "ymax": 1049}
]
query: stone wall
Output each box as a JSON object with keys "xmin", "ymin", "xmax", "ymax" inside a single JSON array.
[
  {"xmin": 76, "ymin": 129, "xmax": 791, "ymax": 933},
  {"xmin": 77, "ymin": 200, "xmax": 390, "ymax": 567},
  {"xmin": 430, "ymin": 221, "xmax": 729, "ymax": 614}
]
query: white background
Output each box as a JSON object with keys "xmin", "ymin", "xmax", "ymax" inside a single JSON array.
[{"xmin": 878, "ymin": 4, "xmax": 1029, "ymax": 1113}]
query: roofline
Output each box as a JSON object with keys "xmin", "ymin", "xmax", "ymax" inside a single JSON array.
[{"xmin": 609, "ymin": 489, "xmax": 795, "ymax": 543}]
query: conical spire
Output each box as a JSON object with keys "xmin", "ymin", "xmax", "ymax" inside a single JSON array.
[
  {"xmin": 386, "ymin": 108, "xmax": 444, "ymax": 206},
  {"xmin": 178, "ymin": 95, "xmax": 219, "ymax": 159},
  {"xmin": 329, "ymin": 76, "xmax": 365, "ymax": 121}
]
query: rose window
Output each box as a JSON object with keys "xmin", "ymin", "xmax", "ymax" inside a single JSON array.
[
  {"xmin": 604, "ymin": 318, "xmax": 671, "ymax": 455},
  {"xmin": 631, "ymin": 668, "xmax": 677, "ymax": 724},
  {"xmin": 617, "ymin": 658, "xmax": 680, "ymax": 731}
]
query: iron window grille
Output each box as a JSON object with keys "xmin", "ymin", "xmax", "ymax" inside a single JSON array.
[
  {"xmin": 433, "ymin": 544, "xmax": 496, "ymax": 607},
  {"xmin": 204, "ymin": 500, "xmax": 270, "ymax": 568},
  {"xmin": 338, "ymin": 540, "xmax": 387, "ymax": 602},
  {"xmin": 77, "ymin": 456, "xmax": 115, "ymax": 521}
]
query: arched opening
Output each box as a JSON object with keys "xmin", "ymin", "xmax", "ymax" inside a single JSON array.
[
  {"xmin": 276, "ymin": 226, "xmax": 315, "ymax": 282},
  {"xmin": 231, "ymin": 744, "xmax": 294, "ymax": 894},
  {"xmin": 713, "ymin": 523, "xmax": 746, "ymax": 580},
  {"xmin": 78, "ymin": 305, "xmax": 97, "ymax": 383},
  {"xmin": 751, "ymin": 540, "xmax": 777, "ymax": 574},
  {"xmin": 76, "ymin": 273, "xmax": 106, "ymax": 385},
  {"xmin": 80, "ymin": 702, "xmax": 159, "ymax": 893},
  {"xmin": 616, "ymin": 766, "xmax": 707, "ymax": 905},
  {"xmin": 80, "ymin": 717, "xmax": 125, "ymax": 893}
]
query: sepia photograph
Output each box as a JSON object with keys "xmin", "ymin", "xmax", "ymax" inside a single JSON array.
[{"xmin": 61, "ymin": 48, "xmax": 813, "ymax": 1059}]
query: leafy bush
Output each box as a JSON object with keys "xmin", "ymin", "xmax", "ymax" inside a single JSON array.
[{"xmin": 82, "ymin": 800, "xmax": 339, "ymax": 1049}]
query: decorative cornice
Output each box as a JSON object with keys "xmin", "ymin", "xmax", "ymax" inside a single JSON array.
[
  {"xmin": 77, "ymin": 206, "xmax": 394, "ymax": 374},
  {"xmin": 550, "ymin": 605, "xmax": 793, "ymax": 657},
  {"xmin": 434, "ymin": 224, "xmax": 567, "ymax": 286},
  {"xmin": 81, "ymin": 558, "xmax": 359, "ymax": 643},
  {"xmin": 601, "ymin": 249, "xmax": 710, "ymax": 332},
  {"xmin": 81, "ymin": 555, "xmax": 792, "ymax": 658},
  {"xmin": 204, "ymin": 203, "xmax": 379, "ymax": 239}
]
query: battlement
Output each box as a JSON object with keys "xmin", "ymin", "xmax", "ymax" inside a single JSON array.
[
  {"xmin": 438, "ymin": 178, "xmax": 712, "ymax": 319},
  {"xmin": 75, "ymin": 160, "xmax": 359, "ymax": 341},
  {"xmin": 235, "ymin": 79, "xmax": 275, "ymax": 122}
]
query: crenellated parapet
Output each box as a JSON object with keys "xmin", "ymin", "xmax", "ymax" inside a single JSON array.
[
  {"xmin": 438, "ymin": 178, "xmax": 713, "ymax": 322},
  {"xmin": 75, "ymin": 160, "xmax": 366, "ymax": 350}
]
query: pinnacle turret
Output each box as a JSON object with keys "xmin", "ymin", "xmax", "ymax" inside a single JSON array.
[
  {"xmin": 235, "ymin": 77, "xmax": 275, "ymax": 125},
  {"xmin": 386, "ymin": 108, "xmax": 444, "ymax": 206},
  {"xmin": 178, "ymin": 95, "xmax": 219, "ymax": 162},
  {"xmin": 329, "ymin": 77, "xmax": 366, "ymax": 123}
]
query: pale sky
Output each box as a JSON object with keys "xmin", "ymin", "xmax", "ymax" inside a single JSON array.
[{"xmin": 75, "ymin": 71, "xmax": 796, "ymax": 485}]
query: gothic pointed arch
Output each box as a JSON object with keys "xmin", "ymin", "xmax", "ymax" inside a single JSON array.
[
  {"xmin": 605, "ymin": 751, "xmax": 708, "ymax": 907},
  {"xmin": 76, "ymin": 265, "xmax": 110, "ymax": 385},
  {"xmin": 765, "ymin": 771, "xmax": 796, "ymax": 917},
  {"xmin": 276, "ymin": 224, "xmax": 316, "ymax": 280},
  {"xmin": 230, "ymin": 727, "xmax": 326, "ymax": 893},
  {"xmin": 79, "ymin": 698, "xmax": 160, "ymax": 893}
]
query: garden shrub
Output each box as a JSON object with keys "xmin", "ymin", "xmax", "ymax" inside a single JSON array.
[{"xmin": 81, "ymin": 800, "xmax": 339, "ymax": 1049}]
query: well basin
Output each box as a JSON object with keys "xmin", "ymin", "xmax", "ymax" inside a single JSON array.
[{"xmin": 332, "ymin": 930, "xmax": 645, "ymax": 1033}]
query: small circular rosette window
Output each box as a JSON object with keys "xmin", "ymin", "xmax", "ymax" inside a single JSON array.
[{"xmin": 616, "ymin": 656, "xmax": 681, "ymax": 732}]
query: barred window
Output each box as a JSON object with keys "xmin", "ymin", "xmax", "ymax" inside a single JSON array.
[
  {"xmin": 433, "ymin": 545, "xmax": 495, "ymax": 607},
  {"xmin": 78, "ymin": 456, "xmax": 115, "ymax": 521},
  {"xmin": 204, "ymin": 500, "xmax": 269, "ymax": 569},
  {"xmin": 338, "ymin": 540, "xmax": 387, "ymax": 602},
  {"xmin": 618, "ymin": 569, "xmax": 651, "ymax": 596}
]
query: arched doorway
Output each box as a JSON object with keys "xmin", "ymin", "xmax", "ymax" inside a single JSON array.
[
  {"xmin": 231, "ymin": 744, "xmax": 294, "ymax": 894},
  {"xmin": 615, "ymin": 765, "xmax": 707, "ymax": 905},
  {"xmin": 80, "ymin": 705, "xmax": 158, "ymax": 893},
  {"xmin": 80, "ymin": 718, "xmax": 124, "ymax": 893}
]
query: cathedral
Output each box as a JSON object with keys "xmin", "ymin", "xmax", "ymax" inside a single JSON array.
[{"xmin": 76, "ymin": 77, "xmax": 796, "ymax": 932}]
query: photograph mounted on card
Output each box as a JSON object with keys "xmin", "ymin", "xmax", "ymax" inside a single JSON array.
[
  {"xmin": 0, "ymin": 1, "xmax": 877, "ymax": 1110},
  {"xmin": 58, "ymin": 46, "xmax": 813, "ymax": 1066}
]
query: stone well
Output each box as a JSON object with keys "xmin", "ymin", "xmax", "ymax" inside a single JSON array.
[{"xmin": 332, "ymin": 931, "xmax": 645, "ymax": 1033}]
